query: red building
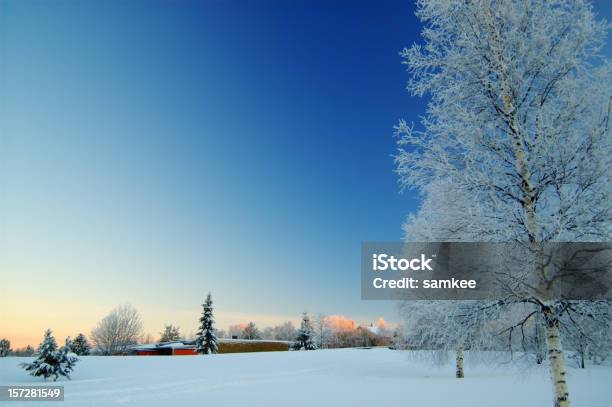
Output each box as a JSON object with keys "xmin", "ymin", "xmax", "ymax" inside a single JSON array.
[
  {"xmin": 134, "ymin": 341, "xmax": 197, "ymax": 356},
  {"xmin": 132, "ymin": 339, "xmax": 291, "ymax": 355}
]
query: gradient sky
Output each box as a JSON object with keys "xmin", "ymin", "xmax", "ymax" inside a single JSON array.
[{"xmin": 2, "ymin": 0, "xmax": 612, "ymax": 348}]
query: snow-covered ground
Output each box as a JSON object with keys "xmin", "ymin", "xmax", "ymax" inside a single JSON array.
[{"xmin": 1, "ymin": 348, "xmax": 610, "ymax": 406}]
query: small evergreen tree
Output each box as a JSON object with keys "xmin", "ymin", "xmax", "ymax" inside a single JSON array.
[
  {"xmin": 293, "ymin": 313, "xmax": 317, "ymax": 350},
  {"xmin": 0, "ymin": 338, "xmax": 10, "ymax": 357},
  {"xmin": 195, "ymin": 293, "xmax": 218, "ymax": 354},
  {"xmin": 159, "ymin": 324, "xmax": 182, "ymax": 342},
  {"xmin": 71, "ymin": 333, "xmax": 91, "ymax": 356},
  {"xmin": 242, "ymin": 322, "xmax": 262, "ymax": 340},
  {"xmin": 58, "ymin": 338, "xmax": 79, "ymax": 377},
  {"xmin": 21, "ymin": 330, "xmax": 78, "ymax": 381}
]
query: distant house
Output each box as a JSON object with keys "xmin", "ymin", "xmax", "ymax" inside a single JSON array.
[
  {"xmin": 134, "ymin": 341, "xmax": 198, "ymax": 356},
  {"xmin": 133, "ymin": 339, "xmax": 290, "ymax": 355}
]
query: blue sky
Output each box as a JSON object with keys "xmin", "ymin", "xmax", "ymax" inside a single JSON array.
[{"xmin": 1, "ymin": 0, "xmax": 611, "ymax": 346}]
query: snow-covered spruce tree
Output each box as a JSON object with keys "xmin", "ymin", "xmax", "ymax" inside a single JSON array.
[
  {"xmin": 58, "ymin": 338, "xmax": 79, "ymax": 378},
  {"xmin": 160, "ymin": 324, "xmax": 182, "ymax": 342},
  {"xmin": 396, "ymin": 1, "xmax": 611, "ymax": 406},
  {"xmin": 195, "ymin": 293, "xmax": 218, "ymax": 354},
  {"xmin": 0, "ymin": 338, "xmax": 10, "ymax": 357},
  {"xmin": 21, "ymin": 330, "xmax": 60, "ymax": 380},
  {"xmin": 293, "ymin": 312, "xmax": 318, "ymax": 350},
  {"xmin": 21, "ymin": 330, "xmax": 78, "ymax": 381},
  {"xmin": 71, "ymin": 333, "xmax": 91, "ymax": 356}
]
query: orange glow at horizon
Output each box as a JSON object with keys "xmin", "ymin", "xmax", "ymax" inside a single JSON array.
[{"xmin": 325, "ymin": 315, "xmax": 356, "ymax": 331}]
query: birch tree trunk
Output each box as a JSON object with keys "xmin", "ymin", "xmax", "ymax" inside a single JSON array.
[
  {"xmin": 485, "ymin": 7, "xmax": 569, "ymax": 405},
  {"xmin": 544, "ymin": 312, "xmax": 570, "ymax": 407},
  {"xmin": 484, "ymin": 5, "xmax": 538, "ymax": 243},
  {"xmin": 455, "ymin": 347, "xmax": 464, "ymax": 379}
]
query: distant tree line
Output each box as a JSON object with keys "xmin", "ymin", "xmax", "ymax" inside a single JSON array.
[
  {"xmin": 1, "ymin": 333, "xmax": 91, "ymax": 358},
  {"xmin": 4, "ymin": 298, "xmax": 395, "ymax": 362},
  {"xmin": 220, "ymin": 314, "xmax": 394, "ymax": 349}
]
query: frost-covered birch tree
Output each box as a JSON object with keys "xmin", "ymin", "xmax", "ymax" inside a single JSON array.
[
  {"xmin": 241, "ymin": 322, "xmax": 262, "ymax": 340},
  {"xmin": 560, "ymin": 300, "xmax": 612, "ymax": 368},
  {"xmin": 395, "ymin": 1, "xmax": 612, "ymax": 406},
  {"xmin": 400, "ymin": 181, "xmax": 501, "ymax": 378},
  {"xmin": 91, "ymin": 304, "xmax": 144, "ymax": 355}
]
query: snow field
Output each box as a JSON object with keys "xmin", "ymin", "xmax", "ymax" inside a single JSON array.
[{"xmin": 1, "ymin": 348, "xmax": 611, "ymax": 406}]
